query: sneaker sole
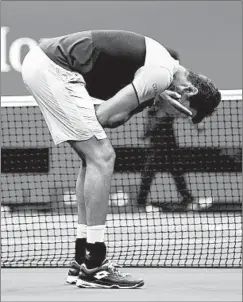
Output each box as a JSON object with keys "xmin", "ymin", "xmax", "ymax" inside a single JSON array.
[
  {"xmin": 76, "ymin": 279, "xmax": 144, "ymax": 289},
  {"xmin": 66, "ymin": 275, "xmax": 78, "ymax": 284}
]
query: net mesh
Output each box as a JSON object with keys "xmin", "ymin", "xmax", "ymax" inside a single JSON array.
[{"xmin": 1, "ymin": 90, "xmax": 242, "ymax": 268}]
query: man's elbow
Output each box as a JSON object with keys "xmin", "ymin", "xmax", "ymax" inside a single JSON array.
[
  {"xmin": 97, "ymin": 112, "xmax": 132, "ymax": 128},
  {"xmin": 103, "ymin": 120, "xmax": 124, "ymax": 128}
]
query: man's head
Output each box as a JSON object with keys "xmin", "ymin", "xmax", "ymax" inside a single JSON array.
[{"xmin": 167, "ymin": 66, "xmax": 221, "ymax": 123}]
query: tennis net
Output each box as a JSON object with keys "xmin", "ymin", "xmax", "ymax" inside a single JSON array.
[{"xmin": 1, "ymin": 90, "xmax": 242, "ymax": 268}]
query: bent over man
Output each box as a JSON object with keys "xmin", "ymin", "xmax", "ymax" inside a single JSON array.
[{"xmin": 21, "ymin": 30, "xmax": 221, "ymax": 288}]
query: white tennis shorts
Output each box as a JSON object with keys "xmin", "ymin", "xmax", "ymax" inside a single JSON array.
[{"xmin": 21, "ymin": 46, "xmax": 107, "ymax": 145}]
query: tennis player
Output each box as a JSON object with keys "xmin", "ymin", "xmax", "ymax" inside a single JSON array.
[{"xmin": 21, "ymin": 30, "xmax": 221, "ymax": 289}]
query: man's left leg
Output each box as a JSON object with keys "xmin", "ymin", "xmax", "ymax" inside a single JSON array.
[{"xmin": 66, "ymin": 162, "xmax": 87, "ymax": 284}]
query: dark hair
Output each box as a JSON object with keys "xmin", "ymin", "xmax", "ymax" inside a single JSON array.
[{"xmin": 187, "ymin": 71, "xmax": 221, "ymax": 124}]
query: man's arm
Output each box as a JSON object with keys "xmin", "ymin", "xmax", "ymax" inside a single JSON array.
[
  {"xmin": 95, "ymin": 84, "xmax": 138, "ymax": 128},
  {"xmin": 95, "ymin": 67, "xmax": 171, "ymax": 128},
  {"xmin": 95, "ymin": 66, "xmax": 169, "ymax": 128},
  {"xmin": 95, "ymin": 67, "xmax": 192, "ymax": 129}
]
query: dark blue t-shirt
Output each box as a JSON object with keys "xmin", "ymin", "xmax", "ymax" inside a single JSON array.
[{"xmin": 40, "ymin": 30, "xmax": 146, "ymax": 100}]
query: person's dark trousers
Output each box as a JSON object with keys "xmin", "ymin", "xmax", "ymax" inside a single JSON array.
[{"xmin": 137, "ymin": 116, "xmax": 194, "ymax": 207}]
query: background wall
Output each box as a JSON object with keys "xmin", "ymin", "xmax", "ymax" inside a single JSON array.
[{"xmin": 1, "ymin": 0, "xmax": 242, "ymax": 96}]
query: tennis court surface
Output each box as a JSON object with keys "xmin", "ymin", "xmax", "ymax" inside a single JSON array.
[{"xmin": 2, "ymin": 267, "xmax": 241, "ymax": 301}]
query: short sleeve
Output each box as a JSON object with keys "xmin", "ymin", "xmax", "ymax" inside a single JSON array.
[{"xmin": 132, "ymin": 66, "xmax": 172, "ymax": 104}]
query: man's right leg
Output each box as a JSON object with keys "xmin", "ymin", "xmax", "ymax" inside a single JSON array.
[
  {"xmin": 66, "ymin": 136, "xmax": 114, "ymax": 284},
  {"xmin": 69, "ymin": 136, "xmax": 144, "ymax": 288},
  {"xmin": 69, "ymin": 136, "xmax": 115, "ymax": 267}
]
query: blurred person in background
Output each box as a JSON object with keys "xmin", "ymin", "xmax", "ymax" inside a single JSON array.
[{"xmin": 138, "ymin": 108, "xmax": 195, "ymax": 211}]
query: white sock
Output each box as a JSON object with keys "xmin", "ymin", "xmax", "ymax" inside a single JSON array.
[
  {"xmin": 77, "ymin": 224, "xmax": 87, "ymax": 239},
  {"xmin": 87, "ymin": 225, "xmax": 106, "ymax": 243}
]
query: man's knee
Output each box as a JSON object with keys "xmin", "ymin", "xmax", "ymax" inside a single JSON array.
[
  {"xmin": 92, "ymin": 146, "xmax": 116, "ymax": 171},
  {"xmin": 69, "ymin": 138, "xmax": 116, "ymax": 172}
]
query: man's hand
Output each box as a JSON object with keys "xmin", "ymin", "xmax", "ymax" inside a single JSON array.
[{"xmin": 158, "ymin": 90, "xmax": 193, "ymax": 117}]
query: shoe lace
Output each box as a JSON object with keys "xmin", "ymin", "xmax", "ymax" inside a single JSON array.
[{"xmin": 106, "ymin": 260, "xmax": 130, "ymax": 277}]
